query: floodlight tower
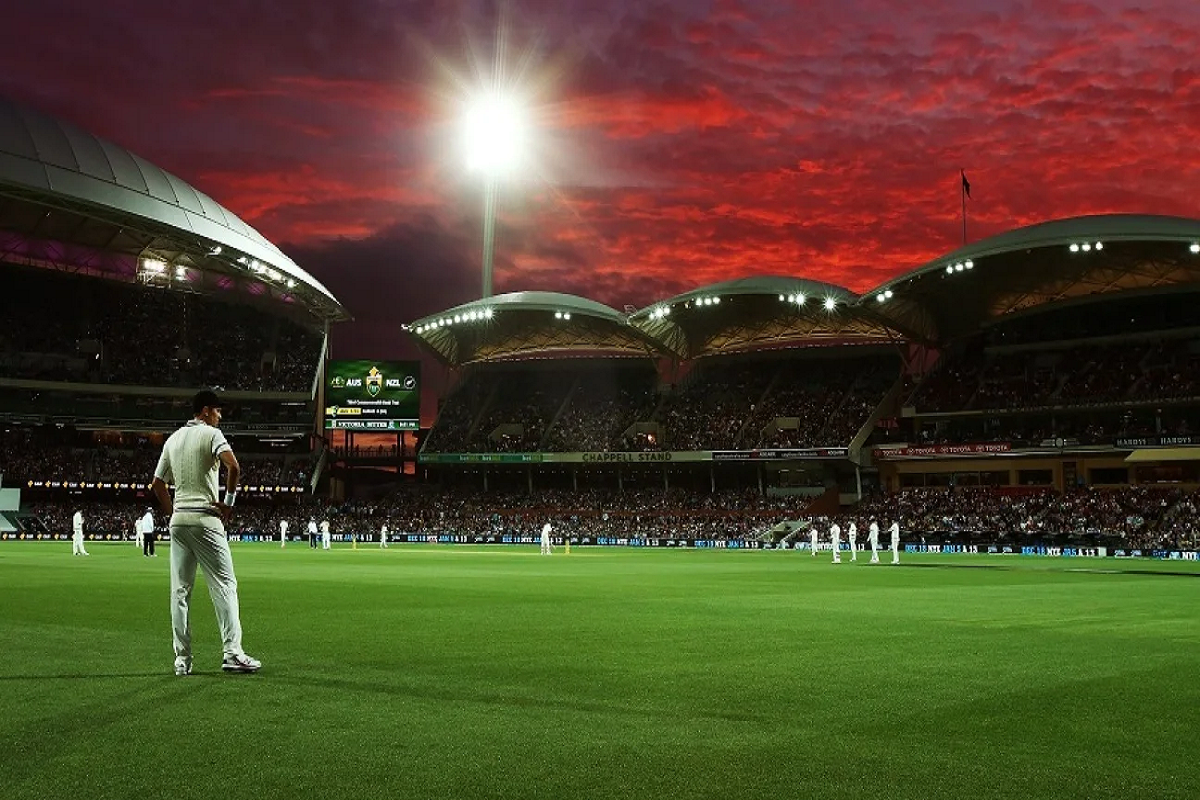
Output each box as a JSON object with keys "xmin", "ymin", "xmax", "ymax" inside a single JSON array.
[{"xmin": 463, "ymin": 92, "xmax": 526, "ymax": 299}]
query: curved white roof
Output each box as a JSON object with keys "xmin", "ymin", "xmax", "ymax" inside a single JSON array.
[{"xmin": 0, "ymin": 95, "xmax": 339, "ymax": 306}]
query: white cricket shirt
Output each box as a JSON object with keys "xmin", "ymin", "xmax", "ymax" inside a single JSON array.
[{"xmin": 154, "ymin": 419, "xmax": 232, "ymax": 514}]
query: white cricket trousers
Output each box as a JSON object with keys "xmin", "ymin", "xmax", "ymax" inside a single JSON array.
[
  {"xmin": 72, "ymin": 532, "xmax": 88, "ymax": 555},
  {"xmin": 170, "ymin": 512, "xmax": 245, "ymax": 660}
]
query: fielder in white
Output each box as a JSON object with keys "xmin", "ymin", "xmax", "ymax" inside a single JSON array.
[
  {"xmin": 889, "ymin": 520, "xmax": 901, "ymax": 564},
  {"xmin": 868, "ymin": 520, "xmax": 881, "ymax": 564},
  {"xmin": 379, "ymin": 523, "xmax": 389, "ymax": 548},
  {"xmin": 71, "ymin": 510, "xmax": 89, "ymax": 556},
  {"xmin": 279, "ymin": 519, "xmax": 288, "ymax": 548},
  {"xmin": 540, "ymin": 522, "xmax": 553, "ymax": 555},
  {"xmin": 320, "ymin": 520, "xmax": 331, "ymax": 550},
  {"xmin": 134, "ymin": 513, "xmax": 144, "ymax": 550},
  {"xmin": 151, "ymin": 389, "xmax": 260, "ymax": 676},
  {"xmin": 809, "ymin": 523, "xmax": 819, "ymax": 557},
  {"xmin": 847, "ymin": 521, "xmax": 858, "ymax": 562},
  {"xmin": 829, "ymin": 522, "xmax": 841, "ymax": 564}
]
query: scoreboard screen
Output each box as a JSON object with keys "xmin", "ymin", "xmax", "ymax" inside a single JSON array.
[{"xmin": 324, "ymin": 360, "xmax": 420, "ymax": 431}]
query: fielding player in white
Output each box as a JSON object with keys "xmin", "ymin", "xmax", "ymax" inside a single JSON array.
[
  {"xmin": 829, "ymin": 521, "xmax": 841, "ymax": 564},
  {"xmin": 320, "ymin": 519, "xmax": 331, "ymax": 550},
  {"xmin": 379, "ymin": 523, "xmax": 389, "ymax": 548},
  {"xmin": 889, "ymin": 520, "xmax": 901, "ymax": 564},
  {"xmin": 279, "ymin": 519, "xmax": 288, "ymax": 548},
  {"xmin": 809, "ymin": 523, "xmax": 819, "ymax": 557},
  {"xmin": 847, "ymin": 521, "xmax": 858, "ymax": 562},
  {"xmin": 151, "ymin": 389, "xmax": 260, "ymax": 676},
  {"xmin": 540, "ymin": 522, "xmax": 553, "ymax": 555},
  {"xmin": 134, "ymin": 513, "xmax": 144, "ymax": 550},
  {"xmin": 71, "ymin": 510, "xmax": 89, "ymax": 556},
  {"xmin": 868, "ymin": 520, "xmax": 881, "ymax": 564}
]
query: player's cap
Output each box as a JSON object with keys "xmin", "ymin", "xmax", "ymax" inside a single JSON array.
[{"xmin": 192, "ymin": 388, "xmax": 223, "ymax": 414}]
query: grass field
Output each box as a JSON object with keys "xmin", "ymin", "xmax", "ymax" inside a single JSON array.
[{"xmin": 1, "ymin": 543, "xmax": 1198, "ymax": 800}]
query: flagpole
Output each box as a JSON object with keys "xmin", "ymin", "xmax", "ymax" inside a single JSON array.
[{"xmin": 960, "ymin": 169, "xmax": 967, "ymax": 246}]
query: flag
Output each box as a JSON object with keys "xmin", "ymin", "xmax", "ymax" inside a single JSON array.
[{"xmin": 961, "ymin": 170, "xmax": 971, "ymax": 199}]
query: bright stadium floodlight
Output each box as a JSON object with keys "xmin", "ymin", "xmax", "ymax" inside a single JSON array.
[
  {"xmin": 1192, "ymin": 243, "xmax": 1200, "ymax": 254},
  {"xmin": 463, "ymin": 93, "xmax": 526, "ymax": 176},
  {"xmin": 1070, "ymin": 243, "xmax": 1080, "ymax": 253},
  {"xmin": 463, "ymin": 92, "xmax": 529, "ymax": 299},
  {"xmin": 824, "ymin": 297, "xmax": 837, "ymax": 311},
  {"xmin": 1094, "ymin": 242, "xmax": 1103, "ymax": 251}
]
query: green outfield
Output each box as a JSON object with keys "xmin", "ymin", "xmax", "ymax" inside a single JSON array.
[{"xmin": 1, "ymin": 544, "xmax": 1197, "ymax": 800}]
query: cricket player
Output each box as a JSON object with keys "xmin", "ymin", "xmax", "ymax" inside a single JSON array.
[
  {"xmin": 151, "ymin": 389, "xmax": 260, "ymax": 676},
  {"xmin": 889, "ymin": 520, "xmax": 901, "ymax": 564},
  {"xmin": 307, "ymin": 518, "xmax": 318, "ymax": 549},
  {"xmin": 829, "ymin": 521, "xmax": 842, "ymax": 564},
  {"xmin": 134, "ymin": 514, "xmax": 144, "ymax": 550},
  {"xmin": 809, "ymin": 523, "xmax": 819, "ymax": 557},
  {"xmin": 868, "ymin": 520, "xmax": 881, "ymax": 563},
  {"xmin": 379, "ymin": 523, "xmax": 389, "ymax": 548},
  {"xmin": 140, "ymin": 507, "xmax": 157, "ymax": 557},
  {"xmin": 847, "ymin": 521, "xmax": 858, "ymax": 562},
  {"xmin": 71, "ymin": 510, "xmax": 89, "ymax": 556},
  {"xmin": 320, "ymin": 519, "xmax": 331, "ymax": 550},
  {"xmin": 540, "ymin": 522, "xmax": 553, "ymax": 555},
  {"xmin": 279, "ymin": 519, "xmax": 288, "ymax": 548}
]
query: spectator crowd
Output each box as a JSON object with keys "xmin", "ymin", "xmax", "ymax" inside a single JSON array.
[
  {"xmin": 0, "ymin": 264, "xmax": 322, "ymax": 392},
  {"xmin": 19, "ymin": 485, "xmax": 1200, "ymax": 552}
]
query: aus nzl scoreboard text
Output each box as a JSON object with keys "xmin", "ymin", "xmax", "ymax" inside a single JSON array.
[{"xmin": 324, "ymin": 360, "xmax": 420, "ymax": 431}]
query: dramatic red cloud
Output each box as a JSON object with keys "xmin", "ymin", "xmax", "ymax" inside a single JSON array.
[{"xmin": 4, "ymin": 0, "xmax": 1200, "ymax": 333}]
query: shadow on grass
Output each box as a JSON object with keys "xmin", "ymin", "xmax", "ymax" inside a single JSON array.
[
  {"xmin": 1064, "ymin": 567, "xmax": 1200, "ymax": 578},
  {"xmin": 896, "ymin": 563, "xmax": 1011, "ymax": 570},
  {"xmin": 269, "ymin": 670, "xmax": 765, "ymax": 724},
  {"xmin": 0, "ymin": 670, "xmax": 261, "ymax": 681}
]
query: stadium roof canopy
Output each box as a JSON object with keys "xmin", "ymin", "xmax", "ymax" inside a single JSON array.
[
  {"xmin": 865, "ymin": 214, "xmax": 1200, "ymax": 342},
  {"xmin": 0, "ymin": 96, "xmax": 349, "ymax": 321},
  {"xmin": 407, "ymin": 291, "xmax": 670, "ymax": 365},
  {"xmin": 629, "ymin": 276, "xmax": 905, "ymax": 359}
]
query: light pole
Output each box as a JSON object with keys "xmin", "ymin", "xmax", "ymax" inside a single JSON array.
[{"xmin": 463, "ymin": 92, "xmax": 525, "ymax": 300}]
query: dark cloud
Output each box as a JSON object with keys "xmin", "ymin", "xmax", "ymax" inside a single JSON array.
[{"xmin": 2, "ymin": 0, "xmax": 1199, "ymax": 363}]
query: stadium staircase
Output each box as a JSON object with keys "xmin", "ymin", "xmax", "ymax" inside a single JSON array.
[
  {"xmin": 848, "ymin": 372, "xmax": 907, "ymax": 461},
  {"xmin": 467, "ymin": 378, "xmax": 503, "ymax": 445},
  {"xmin": 538, "ymin": 376, "xmax": 582, "ymax": 450},
  {"xmin": 309, "ymin": 446, "xmax": 328, "ymax": 494},
  {"xmin": 735, "ymin": 368, "xmax": 783, "ymax": 448}
]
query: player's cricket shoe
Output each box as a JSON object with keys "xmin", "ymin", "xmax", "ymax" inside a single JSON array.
[
  {"xmin": 222, "ymin": 653, "xmax": 262, "ymax": 673},
  {"xmin": 174, "ymin": 657, "xmax": 192, "ymax": 676}
]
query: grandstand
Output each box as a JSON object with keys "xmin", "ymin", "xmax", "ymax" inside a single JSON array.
[
  {"xmin": 405, "ymin": 214, "xmax": 1200, "ymax": 550},
  {"xmin": 0, "ymin": 95, "xmax": 347, "ymax": 531}
]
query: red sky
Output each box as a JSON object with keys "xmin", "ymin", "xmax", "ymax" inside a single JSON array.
[{"xmin": 3, "ymin": 0, "xmax": 1200, "ymax": 357}]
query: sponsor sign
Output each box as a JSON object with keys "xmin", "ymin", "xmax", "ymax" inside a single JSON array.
[{"xmin": 873, "ymin": 442, "xmax": 1012, "ymax": 459}]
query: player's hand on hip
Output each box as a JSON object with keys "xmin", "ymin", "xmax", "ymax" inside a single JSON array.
[{"xmin": 215, "ymin": 502, "xmax": 234, "ymax": 523}]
